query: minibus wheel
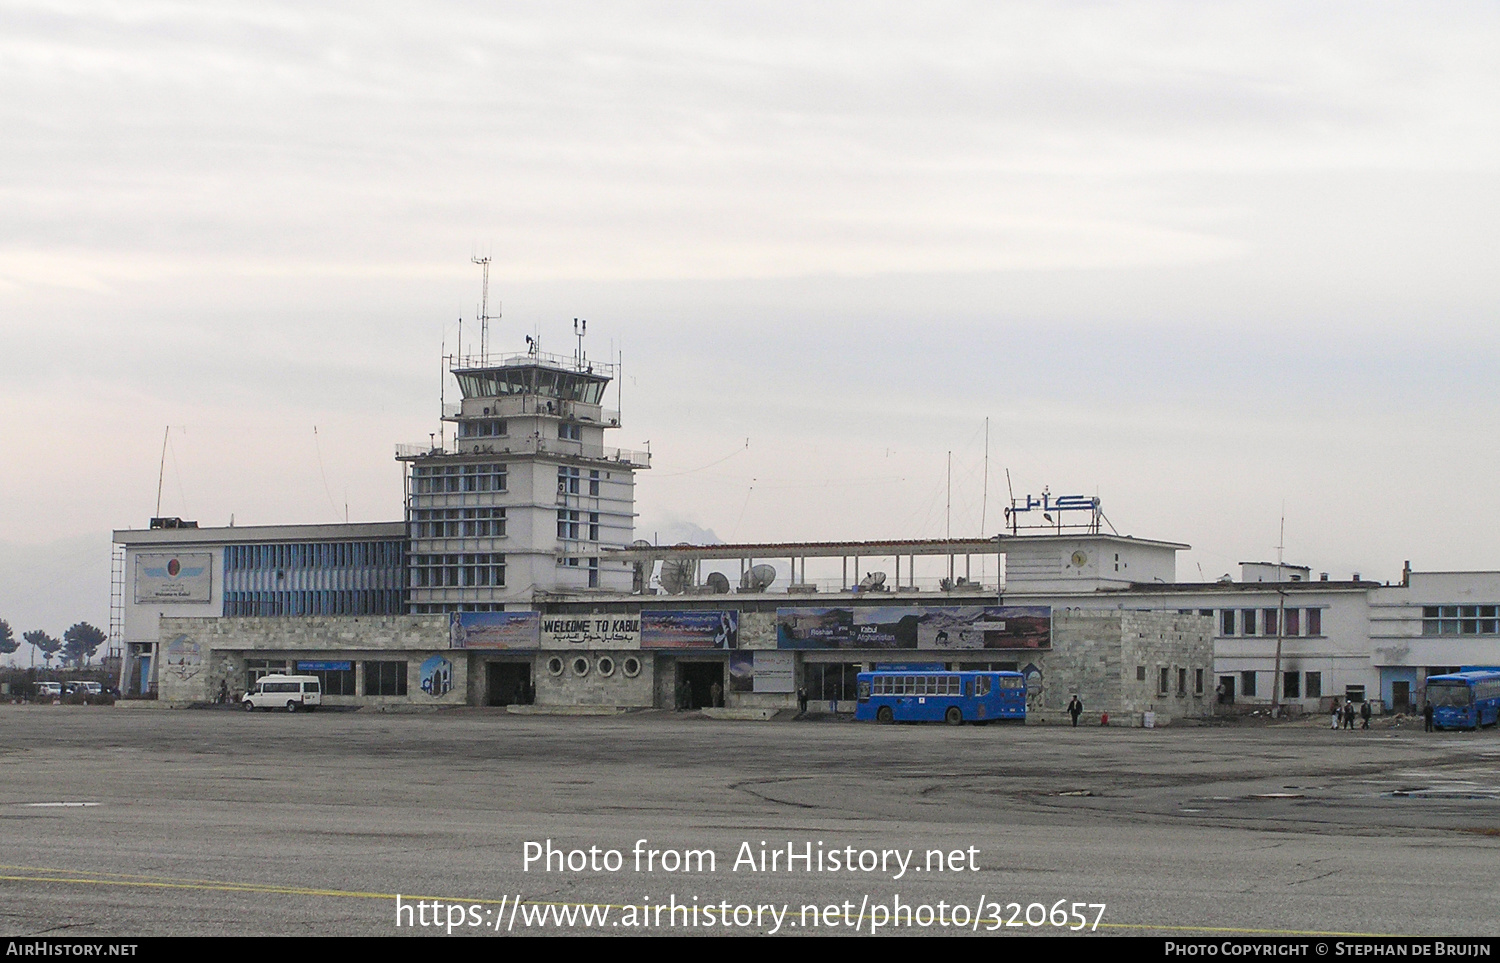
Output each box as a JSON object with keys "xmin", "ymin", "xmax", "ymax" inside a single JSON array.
[
  {"xmin": 286, "ymin": 701, "xmax": 298, "ymax": 713},
  {"xmin": 243, "ymin": 700, "xmax": 254, "ymax": 712}
]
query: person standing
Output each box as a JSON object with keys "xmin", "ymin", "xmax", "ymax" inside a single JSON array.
[
  {"xmin": 1342, "ymin": 700, "xmax": 1356, "ymax": 730},
  {"xmin": 1067, "ymin": 694, "xmax": 1083, "ymax": 728},
  {"xmin": 1360, "ymin": 700, "xmax": 1372, "ymax": 729},
  {"xmin": 1424, "ymin": 701, "xmax": 1435, "ymax": 732},
  {"xmin": 1331, "ymin": 700, "xmax": 1341, "ymax": 730}
]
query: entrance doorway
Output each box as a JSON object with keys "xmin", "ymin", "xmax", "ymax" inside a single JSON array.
[
  {"xmin": 1217, "ymin": 675, "xmax": 1236, "ymax": 705},
  {"xmin": 487, "ymin": 662, "xmax": 533, "ymax": 707},
  {"xmin": 1391, "ymin": 681, "xmax": 1411, "ymax": 712},
  {"xmin": 676, "ymin": 661, "xmax": 724, "ymax": 710}
]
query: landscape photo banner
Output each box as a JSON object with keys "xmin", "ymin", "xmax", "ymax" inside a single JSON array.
[
  {"xmin": 777, "ymin": 605, "xmax": 1051, "ymax": 650},
  {"xmin": 914, "ymin": 606, "xmax": 1051, "ymax": 650},
  {"xmin": 449, "ymin": 612, "xmax": 540, "ymax": 650},
  {"xmin": 776, "ymin": 607, "xmax": 855, "ymax": 649},
  {"xmin": 641, "ymin": 610, "xmax": 738, "ymax": 649}
]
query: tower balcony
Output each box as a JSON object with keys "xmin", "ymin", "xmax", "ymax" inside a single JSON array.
[{"xmin": 397, "ymin": 438, "xmax": 649, "ymax": 468}]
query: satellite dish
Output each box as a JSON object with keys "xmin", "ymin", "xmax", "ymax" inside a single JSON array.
[
  {"xmin": 705, "ymin": 572, "xmax": 731, "ymax": 594},
  {"xmin": 857, "ymin": 571, "xmax": 887, "ymax": 592},
  {"xmin": 740, "ymin": 564, "xmax": 776, "ymax": 593},
  {"xmin": 659, "ymin": 556, "xmax": 698, "ymax": 595}
]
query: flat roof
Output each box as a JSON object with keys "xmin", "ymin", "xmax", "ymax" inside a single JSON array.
[
  {"xmin": 113, "ymin": 521, "xmax": 407, "ymax": 546},
  {"xmin": 604, "ymin": 533, "xmax": 1188, "ymax": 561},
  {"xmin": 1105, "ymin": 580, "xmax": 1379, "ymax": 594}
]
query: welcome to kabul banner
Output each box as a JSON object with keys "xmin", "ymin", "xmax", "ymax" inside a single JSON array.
[{"xmin": 776, "ymin": 605, "xmax": 1051, "ymax": 650}]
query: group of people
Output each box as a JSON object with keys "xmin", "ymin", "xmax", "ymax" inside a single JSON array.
[
  {"xmin": 1329, "ymin": 699, "xmax": 1372, "ymax": 730},
  {"xmin": 675, "ymin": 679, "xmax": 723, "ymax": 711}
]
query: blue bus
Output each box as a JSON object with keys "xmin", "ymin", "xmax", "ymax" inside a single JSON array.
[
  {"xmin": 1426, "ymin": 670, "xmax": 1500, "ymax": 730},
  {"xmin": 855, "ymin": 670, "xmax": 1026, "ymax": 725}
]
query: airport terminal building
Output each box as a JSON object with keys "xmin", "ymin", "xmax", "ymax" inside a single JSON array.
[{"xmin": 114, "ymin": 346, "xmax": 1499, "ymax": 721}]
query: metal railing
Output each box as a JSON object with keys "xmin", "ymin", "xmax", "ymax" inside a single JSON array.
[
  {"xmin": 450, "ymin": 350, "xmax": 615, "ymax": 377},
  {"xmin": 397, "ymin": 439, "xmax": 649, "ymax": 467},
  {"xmin": 655, "ymin": 575, "xmax": 1002, "ymax": 596}
]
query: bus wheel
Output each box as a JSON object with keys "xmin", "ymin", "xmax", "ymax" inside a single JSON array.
[
  {"xmin": 877, "ymin": 707, "xmax": 894, "ymax": 724},
  {"xmin": 945, "ymin": 706, "xmax": 963, "ymax": 726}
]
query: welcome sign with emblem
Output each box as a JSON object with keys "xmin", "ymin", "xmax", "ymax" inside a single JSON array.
[{"xmin": 134, "ymin": 553, "xmax": 212, "ymax": 603}]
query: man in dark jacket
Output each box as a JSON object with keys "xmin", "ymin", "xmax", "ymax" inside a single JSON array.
[{"xmin": 1067, "ymin": 695, "xmax": 1083, "ymax": 727}]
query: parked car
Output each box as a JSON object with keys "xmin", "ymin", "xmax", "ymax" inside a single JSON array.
[{"xmin": 36, "ymin": 681, "xmax": 63, "ymax": 699}]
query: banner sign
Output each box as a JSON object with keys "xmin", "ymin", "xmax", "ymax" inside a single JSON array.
[
  {"xmin": 729, "ymin": 652, "xmax": 754, "ymax": 693},
  {"xmin": 134, "ymin": 553, "xmax": 212, "ymax": 604},
  {"xmin": 777, "ymin": 606, "xmax": 1050, "ymax": 650},
  {"xmin": 449, "ymin": 612, "xmax": 540, "ymax": 650},
  {"xmin": 730, "ymin": 651, "xmax": 795, "ymax": 693},
  {"xmin": 641, "ymin": 610, "xmax": 738, "ymax": 649},
  {"xmin": 540, "ymin": 615, "xmax": 641, "ymax": 650},
  {"xmin": 296, "ymin": 661, "xmax": 352, "ymax": 672},
  {"xmin": 751, "ymin": 651, "xmax": 795, "ymax": 693}
]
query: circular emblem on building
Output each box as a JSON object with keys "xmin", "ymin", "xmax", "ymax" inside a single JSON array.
[{"xmin": 167, "ymin": 558, "xmax": 181, "ymax": 577}]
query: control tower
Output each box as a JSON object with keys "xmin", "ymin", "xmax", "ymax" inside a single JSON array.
[{"xmin": 397, "ymin": 345, "xmax": 650, "ymax": 613}]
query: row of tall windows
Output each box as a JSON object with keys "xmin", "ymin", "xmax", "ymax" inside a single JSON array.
[
  {"xmin": 458, "ymin": 419, "xmax": 507, "ymax": 437},
  {"xmin": 1143, "ymin": 665, "xmax": 1206, "ymax": 697},
  {"xmin": 225, "ymin": 541, "xmax": 402, "ymax": 571},
  {"xmin": 1234, "ymin": 671, "xmax": 1327, "ymax": 700},
  {"xmin": 1217, "ymin": 607, "xmax": 1323, "ymax": 637},
  {"xmin": 804, "ymin": 663, "xmax": 862, "ymax": 703},
  {"xmin": 413, "ymin": 463, "xmax": 507, "ymax": 494},
  {"xmin": 223, "ymin": 590, "xmax": 404, "ymax": 617},
  {"xmin": 411, "ymin": 507, "xmax": 506, "ymax": 539},
  {"xmin": 555, "ymin": 555, "xmax": 601, "ymax": 587},
  {"xmin": 556, "ymin": 467, "xmax": 602, "ymax": 497},
  {"xmin": 1422, "ymin": 606, "xmax": 1500, "ymax": 635},
  {"xmin": 556, "ymin": 510, "xmax": 600, "ymax": 541},
  {"xmin": 409, "ymin": 553, "xmax": 506, "ymax": 588}
]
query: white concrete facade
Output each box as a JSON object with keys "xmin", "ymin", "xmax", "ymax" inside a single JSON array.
[{"xmin": 401, "ymin": 353, "xmax": 646, "ymax": 611}]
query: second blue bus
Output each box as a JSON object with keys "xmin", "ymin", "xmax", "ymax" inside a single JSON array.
[
  {"xmin": 1426, "ymin": 670, "xmax": 1500, "ymax": 730},
  {"xmin": 855, "ymin": 670, "xmax": 1026, "ymax": 725}
]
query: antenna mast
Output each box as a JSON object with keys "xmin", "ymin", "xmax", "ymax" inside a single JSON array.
[
  {"xmin": 155, "ymin": 427, "xmax": 169, "ymax": 517},
  {"xmin": 471, "ymin": 256, "xmax": 497, "ymax": 363}
]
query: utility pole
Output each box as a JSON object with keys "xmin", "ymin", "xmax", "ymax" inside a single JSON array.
[{"xmin": 1271, "ymin": 511, "xmax": 1286, "ymax": 714}]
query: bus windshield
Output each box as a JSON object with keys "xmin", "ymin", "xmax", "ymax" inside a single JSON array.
[{"xmin": 1427, "ymin": 683, "xmax": 1471, "ymax": 708}]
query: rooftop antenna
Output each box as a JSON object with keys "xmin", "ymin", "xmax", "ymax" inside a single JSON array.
[
  {"xmin": 573, "ymin": 318, "xmax": 587, "ymax": 367},
  {"xmin": 1272, "ymin": 507, "xmax": 1287, "ymax": 713},
  {"xmin": 155, "ymin": 426, "xmax": 169, "ymax": 517},
  {"xmin": 945, "ymin": 451, "xmax": 952, "ymax": 540},
  {"xmin": 980, "ymin": 417, "xmax": 989, "ymax": 536},
  {"xmin": 472, "ymin": 256, "xmax": 497, "ymax": 363}
]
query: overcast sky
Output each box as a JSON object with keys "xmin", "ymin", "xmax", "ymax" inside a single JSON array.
[{"xmin": 2, "ymin": 1, "xmax": 1497, "ymax": 651}]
